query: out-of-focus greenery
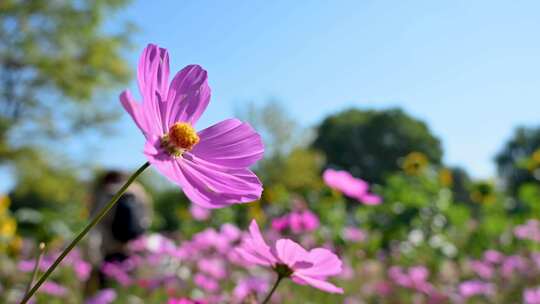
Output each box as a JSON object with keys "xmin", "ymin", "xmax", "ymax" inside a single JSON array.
[
  {"xmin": 313, "ymin": 108, "xmax": 443, "ymax": 184},
  {"xmin": 496, "ymin": 126, "xmax": 540, "ymax": 195},
  {"xmin": 0, "ymin": 0, "xmax": 134, "ymax": 241},
  {"xmin": 0, "ymin": 0, "xmax": 133, "ymax": 143}
]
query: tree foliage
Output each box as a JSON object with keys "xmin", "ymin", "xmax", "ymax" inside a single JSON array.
[
  {"xmin": 0, "ymin": 0, "xmax": 134, "ymax": 239},
  {"xmin": 0, "ymin": 0, "xmax": 133, "ymax": 157},
  {"xmin": 495, "ymin": 126, "xmax": 540, "ymax": 194},
  {"xmin": 312, "ymin": 108, "xmax": 443, "ymax": 184}
]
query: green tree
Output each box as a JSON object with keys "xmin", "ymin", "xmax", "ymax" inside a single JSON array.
[
  {"xmin": 312, "ymin": 108, "xmax": 443, "ymax": 184},
  {"xmin": 495, "ymin": 126, "xmax": 540, "ymax": 194},
  {"xmin": 0, "ymin": 0, "xmax": 134, "ymax": 239},
  {"xmin": 0, "ymin": 0, "xmax": 133, "ymax": 159}
]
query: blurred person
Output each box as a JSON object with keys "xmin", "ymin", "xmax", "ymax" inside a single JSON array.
[{"xmin": 85, "ymin": 170, "xmax": 152, "ymax": 291}]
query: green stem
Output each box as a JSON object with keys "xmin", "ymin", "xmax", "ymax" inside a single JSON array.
[
  {"xmin": 19, "ymin": 162, "xmax": 150, "ymax": 304},
  {"xmin": 23, "ymin": 242, "xmax": 45, "ymax": 297},
  {"xmin": 261, "ymin": 275, "xmax": 284, "ymax": 304}
]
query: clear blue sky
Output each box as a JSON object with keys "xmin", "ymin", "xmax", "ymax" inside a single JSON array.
[{"xmin": 3, "ymin": 1, "xmax": 540, "ymax": 192}]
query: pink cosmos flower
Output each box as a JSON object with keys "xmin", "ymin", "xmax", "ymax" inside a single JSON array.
[
  {"xmin": 85, "ymin": 289, "xmax": 117, "ymax": 304},
  {"xmin": 469, "ymin": 260, "xmax": 494, "ymax": 280},
  {"xmin": 236, "ymin": 220, "xmax": 343, "ymax": 294},
  {"xmin": 194, "ymin": 273, "xmax": 220, "ymax": 292},
  {"xmin": 190, "ymin": 204, "xmax": 211, "ymax": 221},
  {"xmin": 514, "ymin": 220, "xmax": 540, "ymax": 242},
  {"xmin": 271, "ymin": 216, "xmax": 290, "ymax": 232},
  {"xmin": 388, "ymin": 266, "xmax": 433, "ymax": 294},
  {"xmin": 524, "ymin": 287, "xmax": 540, "ymax": 304},
  {"xmin": 360, "ymin": 193, "xmax": 382, "ymax": 205},
  {"xmin": 121, "ymin": 44, "xmax": 264, "ymax": 208},
  {"xmin": 233, "ymin": 277, "xmax": 269, "ymax": 303},
  {"xmin": 458, "ymin": 280, "xmax": 494, "ymax": 298},
  {"xmin": 323, "ymin": 168, "xmax": 381, "ymax": 205},
  {"xmin": 197, "ymin": 258, "xmax": 227, "ymax": 279},
  {"xmin": 289, "ymin": 210, "xmax": 320, "ymax": 234},
  {"xmin": 101, "ymin": 262, "xmax": 132, "ymax": 286},
  {"xmin": 168, "ymin": 299, "xmax": 205, "ymax": 304},
  {"xmin": 342, "ymin": 227, "xmax": 366, "ymax": 243},
  {"xmin": 40, "ymin": 281, "xmax": 68, "ymax": 297},
  {"xmin": 483, "ymin": 249, "xmax": 504, "ymax": 264},
  {"xmin": 220, "ymin": 223, "xmax": 241, "ymax": 242},
  {"xmin": 271, "ymin": 210, "xmax": 320, "ymax": 234},
  {"xmin": 501, "ymin": 255, "xmax": 528, "ymax": 278}
]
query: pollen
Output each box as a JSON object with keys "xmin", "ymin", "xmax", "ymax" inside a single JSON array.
[
  {"xmin": 169, "ymin": 122, "xmax": 200, "ymax": 149},
  {"xmin": 161, "ymin": 122, "xmax": 200, "ymax": 157}
]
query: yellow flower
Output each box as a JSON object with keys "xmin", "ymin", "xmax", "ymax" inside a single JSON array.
[
  {"xmin": 470, "ymin": 182, "xmax": 496, "ymax": 204},
  {"xmin": 527, "ymin": 149, "xmax": 540, "ymax": 171},
  {"xmin": 0, "ymin": 195, "xmax": 10, "ymax": 215},
  {"xmin": 533, "ymin": 149, "xmax": 540, "ymax": 164},
  {"xmin": 0, "ymin": 217, "xmax": 16, "ymax": 238},
  {"xmin": 8, "ymin": 235, "xmax": 23, "ymax": 255},
  {"xmin": 402, "ymin": 152, "xmax": 429, "ymax": 175},
  {"xmin": 439, "ymin": 168, "xmax": 453, "ymax": 187}
]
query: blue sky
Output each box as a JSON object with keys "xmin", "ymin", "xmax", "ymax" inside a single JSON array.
[{"xmin": 2, "ymin": 1, "xmax": 540, "ymax": 192}]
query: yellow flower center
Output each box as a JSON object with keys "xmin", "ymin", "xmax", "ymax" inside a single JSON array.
[{"xmin": 161, "ymin": 122, "xmax": 200, "ymax": 157}]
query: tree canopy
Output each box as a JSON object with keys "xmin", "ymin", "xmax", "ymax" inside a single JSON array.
[
  {"xmin": 312, "ymin": 108, "xmax": 443, "ymax": 184},
  {"xmin": 495, "ymin": 126, "xmax": 540, "ymax": 194},
  {"xmin": 0, "ymin": 0, "xmax": 133, "ymax": 159}
]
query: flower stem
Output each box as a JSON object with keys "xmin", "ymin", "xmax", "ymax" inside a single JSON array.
[
  {"xmin": 19, "ymin": 162, "xmax": 150, "ymax": 304},
  {"xmin": 23, "ymin": 242, "xmax": 45, "ymax": 297},
  {"xmin": 261, "ymin": 275, "xmax": 284, "ymax": 304}
]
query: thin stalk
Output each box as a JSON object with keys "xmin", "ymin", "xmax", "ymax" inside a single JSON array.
[
  {"xmin": 261, "ymin": 275, "xmax": 284, "ymax": 304},
  {"xmin": 19, "ymin": 162, "xmax": 150, "ymax": 304},
  {"xmin": 23, "ymin": 242, "xmax": 45, "ymax": 297}
]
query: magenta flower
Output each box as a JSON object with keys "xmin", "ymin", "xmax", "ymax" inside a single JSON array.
[
  {"xmin": 271, "ymin": 210, "xmax": 320, "ymax": 234},
  {"xmin": 101, "ymin": 262, "xmax": 132, "ymax": 286},
  {"xmin": 86, "ymin": 289, "xmax": 117, "ymax": 304},
  {"xmin": 168, "ymin": 299, "xmax": 205, "ymax": 304},
  {"xmin": 470, "ymin": 260, "xmax": 494, "ymax": 279},
  {"xmin": 458, "ymin": 280, "xmax": 494, "ymax": 298},
  {"xmin": 524, "ymin": 287, "xmax": 540, "ymax": 304},
  {"xmin": 514, "ymin": 220, "xmax": 540, "ymax": 242},
  {"xmin": 289, "ymin": 210, "xmax": 320, "ymax": 234},
  {"xmin": 233, "ymin": 277, "xmax": 269, "ymax": 303},
  {"xmin": 388, "ymin": 266, "xmax": 433, "ymax": 294},
  {"xmin": 271, "ymin": 216, "xmax": 290, "ymax": 232},
  {"xmin": 194, "ymin": 273, "xmax": 220, "ymax": 292},
  {"xmin": 342, "ymin": 227, "xmax": 366, "ymax": 243},
  {"xmin": 121, "ymin": 44, "xmax": 264, "ymax": 208},
  {"xmin": 483, "ymin": 249, "xmax": 504, "ymax": 264},
  {"xmin": 197, "ymin": 258, "xmax": 227, "ymax": 279},
  {"xmin": 190, "ymin": 204, "xmax": 211, "ymax": 221},
  {"xmin": 39, "ymin": 282, "xmax": 68, "ymax": 297},
  {"xmin": 236, "ymin": 220, "xmax": 343, "ymax": 294},
  {"xmin": 323, "ymin": 168, "xmax": 381, "ymax": 205}
]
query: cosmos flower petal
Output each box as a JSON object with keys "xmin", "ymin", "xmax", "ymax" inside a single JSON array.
[
  {"xmin": 144, "ymin": 153, "xmax": 223, "ymax": 209},
  {"xmin": 245, "ymin": 219, "xmax": 277, "ymax": 264},
  {"xmin": 165, "ymin": 65, "xmax": 210, "ymax": 127},
  {"xmin": 359, "ymin": 193, "xmax": 382, "ymax": 205},
  {"xmin": 137, "ymin": 44, "xmax": 169, "ymax": 135},
  {"xmin": 138, "ymin": 44, "xmax": 170, "ymax": 100},
  {"xmin": 295, "ymin": 248, "xmax": 343, "ymax": 277},
  {"xmin": 177, "ymin": 155, "xmax": 262, "ymax": 208},
  {"xmin": 292, "ymin": 273, "xmax": 344, "ymax": 294},
  {"xmin": 275, "ymin": 239, "xmax": 309, "ymax": 267},
  {"xmin": 191, "ymin": 119, "xmax": 264, "ymax": 168},
  {"xmin": 120, "ymin": 90, "xmax": 156, "ymax": 138},
  {"xmin": 235, "ymin": 247, "xmax": 273, "ymax": 267}
]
